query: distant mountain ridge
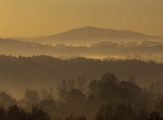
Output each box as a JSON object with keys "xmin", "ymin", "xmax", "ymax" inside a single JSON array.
[
  {"xmin": 14, "ymin": 26, "xmax": 163, "ymax": 45},
  {"xmin": 48, "ymin": 26, "xmax": 162, "ymax": 39}
]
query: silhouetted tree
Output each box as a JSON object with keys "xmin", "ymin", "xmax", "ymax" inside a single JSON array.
[
  {"xmin": 88, "ymin": 72, "xmax": 119, "ymax": 103},
  {"xmin": 66, "ymin": 89, "xmax": 86, "ymax": 115},
  {"xmin": 94, "ymin": 103, "xmax": 137, "ymax": 120},
  {"xmin": 77, "ymin": 76, "xmax": 87, "ymax": 93},
  {"xmin": 0, "ymin": 105, "xmax": 51, "ymax": 120},
  {"xmin": 88, "ymin": 79, "xmax": 99, "ymax": 99},
  {"xmin": 58, "ymin": 80, "xmax": 68, "ymax": 102},
  {"xmin": 0, "ymin": 91, "xmax": 16, "ymax": 106},
  {"xmin": 65, "ymin": 115, "xmax": 87, "ymax": 120},
  {"xmin": 23, "ymin": 88, "xmax": 40, "ymax": 106},
  {"xmin": 146, "ymin": 112, "xmax": 163, "ymax": 120},
  {"xmin": 67, "ymin": 79, "xmax": 75, "ymax": 92},
  {"xmin": 128, "ymin": 75, "xmax": 137, "ymax": 85},
  {"xmin": 118, "ymin": 80, "xmax": 142, "ymax": 104},
  {"xmin": 40, "ymin": 88, "xmax": 48, "ymax": 100},
  {"xmin": 40, "ymin": 93, "xmax": 56, "ymax": 116}
]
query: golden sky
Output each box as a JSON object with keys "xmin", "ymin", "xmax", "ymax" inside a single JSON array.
[{"xmin": 0, "ymin": 0, "xmax": 163, "ymax": 37}]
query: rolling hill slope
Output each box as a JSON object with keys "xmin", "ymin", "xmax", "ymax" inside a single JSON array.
[{"xmin": 14, "ymin": 26, "xmax": 163, "ymax": 45}]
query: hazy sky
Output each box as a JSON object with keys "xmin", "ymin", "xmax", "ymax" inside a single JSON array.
[{"xmin": 0, "ymin": 0, "xmax": 163, "ymax": 37}]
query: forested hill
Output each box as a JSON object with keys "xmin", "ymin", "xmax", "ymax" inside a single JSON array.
[
  {"xmin": 14, "ymin": 26, "xmax": 163, "ymax": 45},
  {"xmin": 0, "ymin": 55, "xmax": 163, "ymax": 99},
  {"xmin": 1, "ymin": 38, "xmax": 163, "ymax": 62}
]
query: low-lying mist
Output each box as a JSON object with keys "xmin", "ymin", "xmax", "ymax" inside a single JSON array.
[
  {"xmin": 1, "ymin": 72, "xmax": 163, "ymax": 120},
  {"xmin": 0, "ymin": 55, "xmax": 163, "ymax": 100},
  {"xmin": 1, "ymin": 36, "xmax": 163, "ymax": 119},
  {"xmin": 1, "ymin": 38, "xmax": 163, "ymax": 62}
]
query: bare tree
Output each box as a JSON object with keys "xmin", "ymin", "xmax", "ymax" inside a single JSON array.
[
  {"xmin": 40, "ymin": 88, "xmax": 48, "ymax": 100},
  {"xmin": 57, "ymin": 80, "xmax": 68, "ymax": 102},
  {"xmin": 40, "ymin": 88, "xmax": 55, "ymax": 100},
  {"xmin": 24, "ymin": 88, "xmax": 40, "ymax": 106},
  {"xmin": 67, "ymin": 79, "xmax": 75, "ymax": 91},
  {"xmin": 76, "ymin": 75, "xmax": 87, "ymax": 93},
  {"xmin": 128, "ymin": 75, "xmax": 137, "ymax": 85}
]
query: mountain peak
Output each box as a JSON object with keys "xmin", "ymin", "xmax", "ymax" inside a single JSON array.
[{"xmin": 15, "ymin": 26, "xmax": 163, "ymax": 45}]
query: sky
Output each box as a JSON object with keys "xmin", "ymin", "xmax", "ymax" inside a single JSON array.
[{"xmin": 0, "ymin": 0, "xmax": 163, "ymax": 37}]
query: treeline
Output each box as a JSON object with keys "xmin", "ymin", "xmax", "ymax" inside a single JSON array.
[
  {"xmin": 0, "ymin": 55, "xmax": 163, "ymax": 99},
  {"xmin": 1, "ymin": 38, "xmax": 163, "ymax": 62},
  {"xmin": 1, "ymin": 72, "xmax": 163, "ymax": 119},
  {"xmin": 0, "ymin": 38, "xmax": 54, "ymax": 56},
  {"xmin": 0, "ymin": 105, "xmax": 51, "ymax": 120}
]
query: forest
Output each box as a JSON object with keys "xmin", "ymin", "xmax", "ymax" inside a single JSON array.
[
  {"xmin": 1, "ymin": 38, "xmax": 163, "ymax": 62},
  {"xmin": 1, "ymin": 0, "xmax": 163, "ymax": 119},
  {"xmin": 0, "ymin": 55, "xmax": 163, "ymax": 119},
  {"xmin": 1, "ymin": 72, "xmax": 163, "ymax": 120},
  {"xmin": 0, "ymin": 55, "xmax": 163, "ymax": 98},
  {"xmin": 1, "ymin": 36, "xmax": 163, "ymax": 119}
]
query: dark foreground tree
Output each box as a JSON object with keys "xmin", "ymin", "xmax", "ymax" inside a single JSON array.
[
  {"xmin": 88, "ymin": 72, "xmax": 119, "ymax": 103},
  {"xmin": 0, "ymin": 91, "xmax": 16, "ymax": 106},
  {"xmin": 66, "ymin": 89, "xmax": 86, "ymax": 115},
  {"xmin": 146, "ymin": 112, "xmax": 163, "ymax": 120},
  {"xmin": 94, "ymin": 103, "xmax": 137, "ymax": 120},
  {"xmin": 23, "ymin": 88, "xmax": 40, "ymax": 106},
  {"xmin": 0, "ymin": 105, "xmax": 51, "ymax": 120}
]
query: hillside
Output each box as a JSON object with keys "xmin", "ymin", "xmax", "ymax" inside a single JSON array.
[
  {"xmin": 0, "ymin": 55, "xmax": 163, "ymax": 99},
  {"xmin": 14, "ymin": 26, "xmax": 163, "ymax": 45},
  {"xmin": 1, "ymin": 38, "xmax": 163, "ymax": 62}
]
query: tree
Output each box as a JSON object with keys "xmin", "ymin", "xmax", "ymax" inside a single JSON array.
[
  {"xmin": 118, "ymin": 80, "xmax": 142, "ymax": 104},
  {"xmin": 76, "ymin": 76, "xmax": 87, "ymax": 93},
  {"xmin": 128, "ymin": 75, "xmax": 137, "ymax": 85},
  {"xmin": 94, "ymin": 103, "xmax": 137, "ymax": 120},
  {"xmin": 88, "ymin": 72, "xmax": 119, "ymax": 103},
  {"xmin": 30, "ymin": 106, "xmax": 51, "ymax": 120},
  {"xmin": 40, "ymin": 88, "xmax": 55, "ymax": 100},
  {"xmin": 0, "ymin": 105, "xmax": 51, "ymax": 120},
  {"xmin": 67, "ymin": 79, "xmax": 75, "ymax": 92},
  {"xmin": 147, "ymin": 81, "xmax": 163, "ymax": 101},
  {"xmin": 88, "ymin": 79, "xmax": 99, "ymax": 98},
  {"xmin": 66, "ymin": 89, "xmax": 86, "ymax": 115},
  {"xmin": 58, "ymin": 80, "xmax": 68, "ymax": 102},
  {"xmin": 66, "ymin": 89, "xmax": 86, "ymax": 105},
  {"xmin": 23, "ymin": 88, "xmax": 40, "ymax": 106},
  {"xmin": 146, "ymin": 112, "xmax": 162, "ymax": 120},
  {"xmin": 40, "ymin": 93, "xmax": 56, "ymax": 116},
  {"xmin": 100, "ymin": 72, "xmax": 118, "ymax": 83},
  {"xmin": 0, "ymin": 91, "xmax": 16, "ymax": 106},
  {"xmin": 40, "ymin": 88, "xmax": 48, "ymax": 100}
]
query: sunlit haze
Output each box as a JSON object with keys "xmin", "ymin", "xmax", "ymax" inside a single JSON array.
[
  {"xmin": 1, "ymin": 1, "xmax": 163, "ymax": 119},
  {"xmin": 0, "ymin": 0, "xmax": 163, "ymax": 37}
]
